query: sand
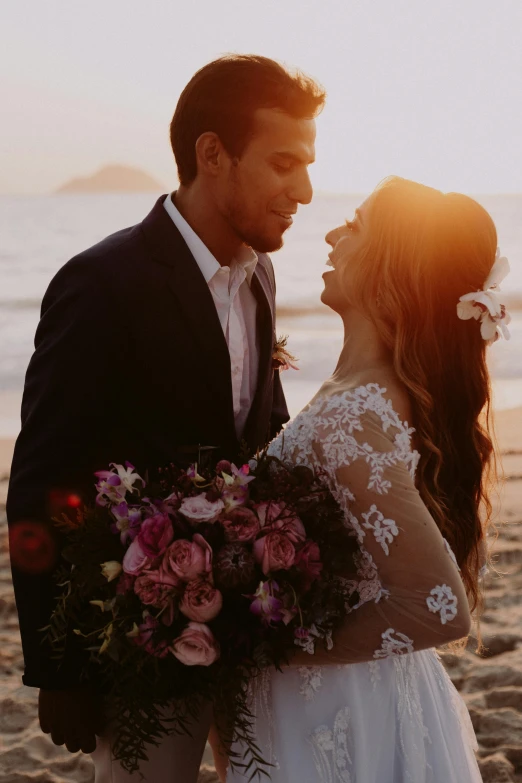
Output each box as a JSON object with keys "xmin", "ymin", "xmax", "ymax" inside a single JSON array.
[{"xmin": 1, "ymin": 409, "xmax": 522, "ymax": 782}]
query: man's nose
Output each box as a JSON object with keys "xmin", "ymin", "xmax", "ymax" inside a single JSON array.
[{"xmin": 289, "ymin": 168, "xmax": 313, "ymax": 206}]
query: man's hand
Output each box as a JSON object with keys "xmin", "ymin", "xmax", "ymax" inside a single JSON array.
[{"xmin": 38, "ymin": 687, "xmax": 105, "ymax": 754}]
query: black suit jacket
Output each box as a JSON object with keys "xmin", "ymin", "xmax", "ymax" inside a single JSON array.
[{"xmin": 6, "ymin": 195, "xmax": 289, "ymax": 689}]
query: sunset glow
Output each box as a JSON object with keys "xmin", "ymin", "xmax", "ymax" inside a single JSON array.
[{"xmin": 1, "ymin": 0, "xmax": 521, "ymax": 195}]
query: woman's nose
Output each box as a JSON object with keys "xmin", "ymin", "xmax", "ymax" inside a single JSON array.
[{"xmin": 325, "ymin": 225, "xmax": 345, "ymax": 248}]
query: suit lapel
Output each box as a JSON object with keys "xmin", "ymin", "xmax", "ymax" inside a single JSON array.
[
  {"xmin": 141, "ymin": 198, "xmax": 277, "ymax": 454},
  {"xmin": 242, "ymin": 261, "xmax": 275, "ymax": 449},
  {"xmin": 141, "ymin": 197, "xmax": 236, "ymax": 424}
]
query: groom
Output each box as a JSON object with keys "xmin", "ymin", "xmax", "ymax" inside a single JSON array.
[{"xmin": 7, "ymin": 54, "xmax": 324, "ymax": 780}]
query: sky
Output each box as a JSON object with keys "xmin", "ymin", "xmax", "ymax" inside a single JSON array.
[{"xmin": 1, "ymin": 0, "xmax": 521, "ymax": 195}]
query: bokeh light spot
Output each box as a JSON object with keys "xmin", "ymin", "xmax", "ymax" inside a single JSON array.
[
  {"xmin": 9, "ymin": 521, "xmax": 57, "ymax": 574},
  {"xmin": 67, "ymin": 494, "xmax": 82, "ymax": 508}
]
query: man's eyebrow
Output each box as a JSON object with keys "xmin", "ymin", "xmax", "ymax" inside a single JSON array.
[{"xmin": 272, "ymin": 151, "xmax": 316, "ymax": 165}]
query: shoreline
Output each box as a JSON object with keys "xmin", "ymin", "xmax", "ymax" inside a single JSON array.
[{"xmin": 1, "ymin": 406, "xmax": 521, "ymax": 510}]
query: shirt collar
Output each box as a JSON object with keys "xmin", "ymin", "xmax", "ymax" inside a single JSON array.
[
  {"xmin": 234, "ymin": 244, "xmax": 258, "ymax": 285},
  {"xmin": 163, "ymin": 193, "xmax": 220, "ymax": 284},
  {"xmin": 163, "ymin": 193, "xmax": 258, "ymax": 286}
]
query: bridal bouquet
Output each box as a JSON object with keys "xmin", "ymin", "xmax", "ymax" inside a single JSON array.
[{"xmin": 46, "ymin": 452, "xmax": 360, "ymax": 775}]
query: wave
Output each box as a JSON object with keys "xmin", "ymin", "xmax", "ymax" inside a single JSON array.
[
  {"xmin": 1, "ymin": 292, "xmax": 522, "ymax": 318},
  {"xmin": 277, "ymin": 295, "xmax": 522, "ymax": 318}
]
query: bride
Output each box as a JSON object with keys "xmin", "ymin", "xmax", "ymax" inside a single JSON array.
[{"xmin": 221, "ymin": 176, "xmax": 511, "ymax": 782}]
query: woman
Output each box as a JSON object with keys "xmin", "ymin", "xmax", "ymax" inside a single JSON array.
[{"xmin": 223, "ymin": 177, "xmax": 510, "ymax": 782}]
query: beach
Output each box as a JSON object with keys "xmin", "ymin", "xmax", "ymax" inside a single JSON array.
[{"xmin": 0, "ymin": 403, "xmax": 521, "ymax": 782}]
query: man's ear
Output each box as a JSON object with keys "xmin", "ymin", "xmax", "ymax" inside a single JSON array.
[{"xmin": 194, "ymin": 132, "xmax": 228, "ymax": 178}]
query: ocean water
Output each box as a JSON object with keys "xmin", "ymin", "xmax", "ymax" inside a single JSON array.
[{"xmin": 1, "ymin": 193, "xmax": 521, "ymax": 436}]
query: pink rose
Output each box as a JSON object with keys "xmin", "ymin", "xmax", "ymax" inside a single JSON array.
[
  {"xmin": 134, "ymin": 615, "xmax": 169, "ymax": 658},
  {"xmin": 222, "ymin": 507, "xmax": 260, "ymax": 544},
  {"xmin": 254, "ymin": 502, "xmax": 306, "ymax": 544},
  {"xmin": 180, "ymin": 578, "xmax": 223, "ymax": 622},
  {"xmin": 254, "ymin": 501, "xmax": 285, "ymax": 528},
  {"xmin": 122, "ymin": 537, "xmax": 150, "ymax": 575},
  {"xmin": 137, "ymin": 513, "xmax": 174, "ymax": 558},
  {"xmin": 295, "ymin": 540, "xmax": 323, "ymax": 587},
  {"xmin": 170, "ymin": 622, "xmax": 220, "ymax": 666},
  {"xmin": 162, "ymin": 535, "xmax": 212, "ymax": 582},
  {"xmin": 179, "ymin": 495, "xmax": 224, "ymax": 524},
  {"xmin": 134, "ymin": 573, "xmax": 177, "ymax": 609},
  {"xmin": 253, "ymin": 531, "xmax": 296, "ymax": 575},
  {"xmin": 122, "ymin": 514, "xmax": 176, "ymax": 575}
]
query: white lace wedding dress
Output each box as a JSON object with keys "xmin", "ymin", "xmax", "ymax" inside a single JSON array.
[{"xmin": 227, "ymin": 382, "xmax": 482, "ymax": 783}]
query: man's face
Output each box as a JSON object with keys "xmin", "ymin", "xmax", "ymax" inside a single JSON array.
[{"xmin": 217, "ymin": 108, "xmax": 316, "ymax": 253}]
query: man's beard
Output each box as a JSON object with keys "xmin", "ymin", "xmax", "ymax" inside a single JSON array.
[{"xmin": 223, "ymin": 177, "xmax": 285, "ymax": 254}]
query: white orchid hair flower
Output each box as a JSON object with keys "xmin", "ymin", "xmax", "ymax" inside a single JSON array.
[{"xmin": 457, "ymin": 248, "xmax": 511, "ymax": 345}]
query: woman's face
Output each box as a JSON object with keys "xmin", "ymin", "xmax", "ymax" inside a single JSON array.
[{"xmin": 321, "ymin": 194, "xmax": 373, "ymax": 314}]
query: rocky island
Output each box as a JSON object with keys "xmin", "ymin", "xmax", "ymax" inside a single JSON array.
[{"xmin": 56, "ymin": 164, "xmax": 164, "ymax": 194}]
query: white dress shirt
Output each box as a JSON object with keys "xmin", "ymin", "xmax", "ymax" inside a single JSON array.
[{"xmin": 163, "ymin": 194, "xmax": 259, "ymax": 438}]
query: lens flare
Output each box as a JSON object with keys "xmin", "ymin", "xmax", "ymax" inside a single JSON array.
[{"xmin": 9, "ymin": 521, "xmax": 57, "ymax": 574}]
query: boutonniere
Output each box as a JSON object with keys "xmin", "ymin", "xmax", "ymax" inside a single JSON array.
[{"xmin": 272, "ymin": 335, "xmax": 299, "ymax": 371}]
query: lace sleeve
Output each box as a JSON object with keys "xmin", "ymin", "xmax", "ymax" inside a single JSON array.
[{"xmin": 289, "ymin": 390, "xmax": 472, "ymax": 665}]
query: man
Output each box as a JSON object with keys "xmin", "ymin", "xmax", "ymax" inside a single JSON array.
[{"xmin": 7, "ymin": 53, "xmax": 324, "ymax": 781}]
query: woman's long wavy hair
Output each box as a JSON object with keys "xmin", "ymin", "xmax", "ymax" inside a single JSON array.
[{"xmin": 343, "ymin": 176, "xmax": 500, "ymax": 653}]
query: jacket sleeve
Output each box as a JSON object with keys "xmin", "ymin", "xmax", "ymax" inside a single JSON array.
[
  {"xmin": 6, "ymin": 257, "xmax": 125, "ymax": 689},
  {"xmin": 290, "ymin": 409, "xmax": 471, "ymax": 666}
]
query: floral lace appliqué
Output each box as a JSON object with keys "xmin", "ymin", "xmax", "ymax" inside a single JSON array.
[
  {"xmin": 374, "ymin": 627, "xmax": 414, "ymax": 659},
  {"xmin": 426, "ymin": 584, "xmax": 458, "ymax": 624},
  {"xmin": 309, "ymin": 707, "xmax": 352, "ymax": 783},
  {"xmin": 299, "ymin": 666, "xmax": 324, "ymax": 702},
  {"xmin": 361, "ymin": 504, "xmax": 399, "ymax": 555},
  {"xmin": 268, "ymin": 384, "xmax": 420, "ymax": 493},
  {"xmin": 367, "ymin": 659, "xmax": 382, "ymax": 691}
]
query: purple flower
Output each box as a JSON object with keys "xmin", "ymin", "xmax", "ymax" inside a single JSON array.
[
  {"xmin": 95, "ymin": 462, "xmax": 144, "ymax": 507},
  {"xmin": 186, "ymin": 464, "xmax": 206, "ymax": 484},
  {"xmin": 249, "ymin": 580, "xmax": 284, "ymax": 626},
  {"xmin": 221, "ymin": 464, "xmax": 255, "ymax": 511},
  {"xmin": 110, "ymin": 501, "xmax": 142, "ymax": 545}
]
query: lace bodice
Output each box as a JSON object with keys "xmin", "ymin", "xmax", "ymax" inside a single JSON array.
[{"xmin": 268, "ymin": 383, "xmax": 471, "ymax": 665}]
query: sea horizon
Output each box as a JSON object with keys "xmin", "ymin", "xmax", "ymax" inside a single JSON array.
[{"xmin": 1, "ymin": 191, "xmax": 521, "ymax": 437}]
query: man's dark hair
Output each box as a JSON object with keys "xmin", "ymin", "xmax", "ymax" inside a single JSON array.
[{"xmin": 170, "ymin": 54, "xmax": 326, "ymax": 186}]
